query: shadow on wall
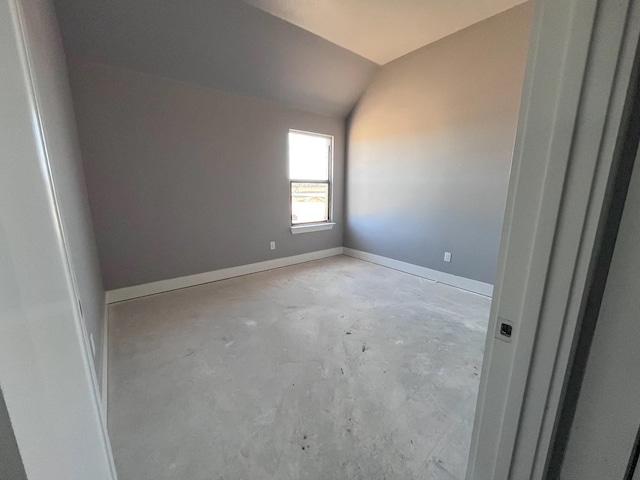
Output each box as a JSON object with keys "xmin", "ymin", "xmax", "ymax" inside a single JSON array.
[
  {"xmin": 0, "ymin": 388, "xmax": 27, "ymax": 480},
  {"xmin": 345, "ymin": 2, "xmax": 533, "ymax": 286}
]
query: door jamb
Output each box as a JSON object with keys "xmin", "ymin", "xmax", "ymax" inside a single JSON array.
[{"xmin": 467, "ymin": 1, "xmax": 640, "ymax": 478}]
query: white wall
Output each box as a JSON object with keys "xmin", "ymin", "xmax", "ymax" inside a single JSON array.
[
  {"xmin": 0, "ymin": 0, "xmax": 115, "ymax": 478},
  {"xmin": 561, "ymin": 151, "xmax": 640, "ymax": 478},
  {"xmin": 21, "ymin": 0, "xmax": 106, "ymax": 382}
]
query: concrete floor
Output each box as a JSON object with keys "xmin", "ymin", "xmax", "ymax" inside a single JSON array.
[{"xmin": 108, "ymin": 256, "xmax": 490, "ymax": 480}]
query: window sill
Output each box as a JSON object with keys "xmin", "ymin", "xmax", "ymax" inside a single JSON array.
[{"xmin": 290, "ymin": 222, "xmax": 335, "ymax": 234}]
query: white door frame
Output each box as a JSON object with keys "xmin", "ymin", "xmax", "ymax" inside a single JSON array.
[
  {"xmin": 0, "ymin": 0, "xmax": 117, "ymax": 478},
  {"xmin": 468, "ymin": 0, "xmax": 640, "ymax": 478}
]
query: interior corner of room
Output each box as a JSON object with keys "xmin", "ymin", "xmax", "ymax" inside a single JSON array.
[
  {"xmin": 69, "ymin": 2, "xmax": 532, "ymax": 302},
  {"xmin": 3, "ymin": 0, "xmax": 640, "ymax": 479}
]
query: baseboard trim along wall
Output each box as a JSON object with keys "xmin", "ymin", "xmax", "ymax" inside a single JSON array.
[
  {"xmin": 105, "ymin": 247, "xmax": 345, "ymax": 303},
  {"xmin": 105, "ymin": 246, "xmax": 493, "ymax": 303},
  {"xmin": 343, "ymin": 248, "xmax": 494, "ymax": 297}
]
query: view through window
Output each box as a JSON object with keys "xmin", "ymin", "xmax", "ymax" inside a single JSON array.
[{"xmin": 289, "ymin": 130, "xmax": 332, "ymax": 225}]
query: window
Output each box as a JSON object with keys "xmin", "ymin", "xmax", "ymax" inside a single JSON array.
[{"xmin": 288, "ymin": 130, "xmax": 334, "ymax": 232}]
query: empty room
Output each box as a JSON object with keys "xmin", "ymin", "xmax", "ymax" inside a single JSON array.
[
  {"xmin": 57, "ymin": 1, "xmax": 532, "ymax": 477},
  {"xmin": 6, "ymin": 1, "xmax": 640, "ymax": 480}
]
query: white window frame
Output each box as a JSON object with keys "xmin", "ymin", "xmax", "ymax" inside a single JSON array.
[{"xmin": 288, "ymin": 129, "xmax": 335, "ymax": 234}]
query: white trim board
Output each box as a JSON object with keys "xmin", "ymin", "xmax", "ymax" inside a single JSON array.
[
  {"xmin": 467, "ymin": 2, "xmax": 640, "ymax": 477},
  {"xmin": 105, "ymin": 247, "xmax": 344, "ymax": 303},
  {"xmin": 290, "ymin": 222, "xmax": 335, "ymax": 234},
  {"xmin": 343, "ymin": 248, "xmax": 494, "ymax": 297},
  {"xmin": 100, "ymin": 304, "xmax": 109, "ymax": 426}
]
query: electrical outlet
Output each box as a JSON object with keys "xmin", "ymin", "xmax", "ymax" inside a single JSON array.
[
  {"xmin": 90, "ymin": 333, "xmax": 96, "ymax": 357},
  {"xmin": 444, "ymin": 252, "xmax": 452, "ymax": 262},
  {"xmin": 270, "ymin": 241, "xmax": 276, "ymax": 250}
]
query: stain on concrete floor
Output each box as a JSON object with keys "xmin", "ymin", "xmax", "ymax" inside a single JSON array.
[{"xmin": 108, "ymin": 256, "xmax": 490, "ymax": 479}]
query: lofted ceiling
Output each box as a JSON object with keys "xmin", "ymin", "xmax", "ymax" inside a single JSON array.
[
  {"xmin": 54, "ymin": 0, "xmax": 528, "ymax": 117},
  {"xmin": 243, "ymin": 0, "xmax": 528, "ymax": 65},
  {"xmin": 54, "ymin": 0, "xmax": 377, "ymax": 117}
]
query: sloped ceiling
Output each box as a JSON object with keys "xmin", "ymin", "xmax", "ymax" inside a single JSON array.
[
  {"xmin": 243, "ymin": 0, "xmax": 528, "ymax": 65},
  {"xmin": 53, "ymin": 0, "xmax": 378, "ymax": 117}
]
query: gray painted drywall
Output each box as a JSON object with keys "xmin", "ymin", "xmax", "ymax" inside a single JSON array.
[
  {"xmin": 560, "ymin": 153, "xmax": 640, "ymax": 479},
  {"xmin": 53, "ymin": 0, "xmax": 377, "ymax": 118},
  {"xmin": 0, "ymin": 388, "xmax": 27, "ymax": 480},
  {"xmin": 21, "ymin": 0, "xmax": 105, "ymax": 380},
  {"xmin": 68, "ymin": 61, "xmax": 345, "ymax": 290},
  {"xmin": 345, "ymin": 3, "xmax": 532, "ymax": 285}
]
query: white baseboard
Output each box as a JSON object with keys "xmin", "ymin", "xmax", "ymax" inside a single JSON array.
[
  {"xmin": 343, "ymin": 248, "xmax": 494, "ymax": 297},
  {"xmin": 105, "ymin": 246, "xmax": 492, "ymax": 303},
  {"xmin": 105, "ymin": 247, "xmax": 344, "ymax": 304},
  {"xmin": 100, "ymin": 305, "xmax": 109, "ymax": 426}
]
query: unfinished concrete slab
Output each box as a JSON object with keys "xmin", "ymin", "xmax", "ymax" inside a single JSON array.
[{"xmin": 108, "ymin": 255, "xmax": 490, "ymax": 479}]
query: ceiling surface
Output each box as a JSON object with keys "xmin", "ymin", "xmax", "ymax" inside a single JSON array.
[
  {"xmin": 243, "ymin": 0, "xmax": 528, "ymax": 65},
  {"xmin": 54, "ymin": 0, "xmax": 528, "ymax": 117},
  {"xmin": 54, "ymin": 0, "xmax": 377, "ymax": 117}
]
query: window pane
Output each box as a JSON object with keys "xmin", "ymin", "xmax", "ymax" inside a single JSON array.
[
  {"xmin": 289, "ymin": 131, "xmax": 330, "ymax": 180},
  {"xmin": 291, "ymin": 183, "xmax": 329, "ymax": 224}
]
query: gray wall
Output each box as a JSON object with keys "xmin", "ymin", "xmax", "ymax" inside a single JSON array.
[
  {"xmin": 0, "ymin": 389, "xmax": 26, "ymax": 480},
  {"xmin": 54, "ymin": 0, "xmax": 377, "ymax": 117},
  {"xmin": 69, "ymin": 61, "xmax": 345, "ymax": 291},
  {"xmin": 21, "ymin": 0, "xmax": 105, "ymax": 379},
  {"xmin": 345, "ymin": 3, "xmax": 532, "ymax": 285},
  {"xmin": 561, "ymin": 153, "xmax": 640, "ymax": 479}
]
